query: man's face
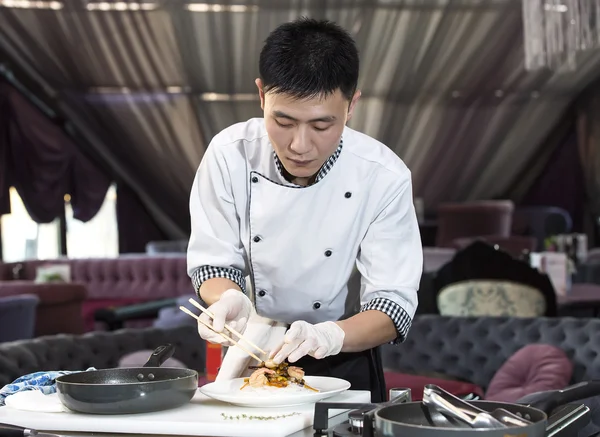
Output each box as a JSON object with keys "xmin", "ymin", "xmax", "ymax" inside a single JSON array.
[{"xmin": 256, "ymin": 78, "xmax": 361, "ymax": 186}]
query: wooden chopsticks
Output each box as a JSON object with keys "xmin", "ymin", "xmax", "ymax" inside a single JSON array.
[
  {"xmin": 179, "ymin": 299, "xmax": 265, "ymax": 365},
  {"xmin": 186, "ymin": 298, "xmax": 266, "ymax": 355}
]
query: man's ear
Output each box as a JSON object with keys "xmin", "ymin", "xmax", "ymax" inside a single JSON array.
[
  {"xmin": 255, "ymin": 78, "xmax": 265, "ymax": 110},
  {"xmin": 346, "ymin": 90, "xmax": 361, "ymax": 121}
]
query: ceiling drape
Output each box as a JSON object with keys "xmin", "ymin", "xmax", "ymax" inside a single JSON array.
[
  {"xmin": 0, "ymin": 81, "xmax": 111, "ymax": 223},
  {"xmin": 2, "ymin": 0, "xmax": 600, "ymax": 238}
]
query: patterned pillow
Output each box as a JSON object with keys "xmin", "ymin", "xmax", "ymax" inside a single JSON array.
[
  {"xmin": 437, "ymin": 280, "xmax": 547, "ymax": 317},
  {"xmin": 485, "ymin": 344, "xmax": 572, "ymax": 402}
]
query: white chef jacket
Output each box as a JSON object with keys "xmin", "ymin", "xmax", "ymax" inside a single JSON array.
[{"xmin": 187, "ymin": 118, "xmax": 422, "ymax": 343}]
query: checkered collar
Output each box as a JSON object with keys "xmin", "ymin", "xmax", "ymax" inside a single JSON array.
[{"xmin": 273, "ymin": 138, "xmax": 343, "ymax": 186}]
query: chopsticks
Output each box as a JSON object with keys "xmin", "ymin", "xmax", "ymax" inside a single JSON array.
[
  {"xmin": 178, "ymin": 301, "xmax": 264, "ymax": 365},
  {"xmin": 186, "ymin": 298, "xmax": 266, "ymax": 355},
  {"xmin": 179, "ymin": 306, "xmax": 263, "ymax": 364}
]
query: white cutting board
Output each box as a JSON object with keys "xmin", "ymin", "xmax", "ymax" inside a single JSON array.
[{"xmin": 0, "ymin": 389, "xmax": 370, "ymax": 437}]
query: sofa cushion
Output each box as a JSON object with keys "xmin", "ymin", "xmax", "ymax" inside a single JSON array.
[
  {"xmin": 0, "ymin": 325, "xmax": 205, "ymax": 387},
  {"xmin": 380, "ymin": 315, "xmax": 600, "ymax": 390},
  {"xmin": 2, "ymin": 257, "xmax": 195, "ymax": 300},
  {"xmin": 485, "ymin": 344, "xmax": 573, "ymax": 402},
  {"xmin": 0, "ymin": 282, "xmax": 86, "ymax": 305},
  {"xmin": 384, "ymin": 371, "xmax": 484, "ymax": 401}
]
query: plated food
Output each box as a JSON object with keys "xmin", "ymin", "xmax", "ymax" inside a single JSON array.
[
  {"xmin": 200, "ymin": 375, "xmax": 350, "ymax": 407},
  {"xmin": 240, "ymin": 360, "xmax": 319, "ymax": 392},
  {"xmin": 181, "ymin": 300, "xmax": 351, "ymax": 407}
]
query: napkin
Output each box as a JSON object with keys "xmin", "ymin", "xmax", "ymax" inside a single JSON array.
[
  {"xmin": 5, "ymin": 391, "xmax": 67, "ymax": 413},
  {"xmin": 215, "ymin": 310, "xmax": 287, "ymax": 381},
  {"xmin": 0, "ymin": 368, "xmax": 95, "ymax": 408}
]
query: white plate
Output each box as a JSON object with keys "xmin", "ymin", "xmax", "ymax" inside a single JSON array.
[{"xmin": 199, "ymin": 376, "xmax": 351, "ymax": 407}]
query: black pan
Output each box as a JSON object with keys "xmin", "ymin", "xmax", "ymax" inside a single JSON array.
[
  {"xmin": 374, "ymin": 380, "xmax": 600, "ymax": 437},
  {"xmin": 55, "ymin": 344, "xmax": 198, "ymax": 415}
]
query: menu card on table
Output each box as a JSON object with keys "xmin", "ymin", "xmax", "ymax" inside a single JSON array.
[{"xmin": 530, "ymin": 252, "xmax": 569, "ymax": 296}]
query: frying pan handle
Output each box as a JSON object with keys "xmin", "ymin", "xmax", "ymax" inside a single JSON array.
[
  {"xmin": 530, "ymin": 380, "xmax": 600, "ymax": 413},
  {"xmin": 143, "ymin": 344, "xmax": 176, "ymax": 368}
]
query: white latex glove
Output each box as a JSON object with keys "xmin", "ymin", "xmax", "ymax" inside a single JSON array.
[
  {"xmin": 270, "ymin": 320, "xmax": 346, "ymax": 364},
  {"xmin": 197, "ymin": 289, "xmax": 252, "ymax": 346},
  {"xmin": 216, "ymin": 310, "xmax": 287, "ymax": 381}
]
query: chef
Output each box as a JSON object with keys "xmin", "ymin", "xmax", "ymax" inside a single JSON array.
[{"xmin": 187, "ymin": 17, "xmax": 422, "ymax": 402}]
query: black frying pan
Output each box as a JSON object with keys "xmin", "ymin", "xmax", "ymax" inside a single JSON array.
[
  {"xmin": 55, "ymin": 344, "xmax": 198, "ymax": 414},
  {"xmin": 374, "ymin": 380, "xmax": 600, "ymax": 437}
]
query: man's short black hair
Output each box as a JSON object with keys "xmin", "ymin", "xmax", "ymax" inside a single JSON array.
[{"xmin": 259, "ymin": 17, "xmax": 359, "ymax": 102}]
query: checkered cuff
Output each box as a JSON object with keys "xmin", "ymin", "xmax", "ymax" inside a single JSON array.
[
  {"xmin": 191, "ymin": 266, "xmax": 247, "ymax": 296},
  {"xmin": 360, "ymin": 297, "xmax": 412, "ymax": 344}
]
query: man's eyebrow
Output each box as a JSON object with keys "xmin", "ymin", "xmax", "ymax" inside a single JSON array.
[{"xmin": 272, "ymin": 110, "xmax": 337, "ymax": 123}]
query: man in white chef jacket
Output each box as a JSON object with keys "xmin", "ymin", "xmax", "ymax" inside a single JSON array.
[{"xmin": 187, "ymin": 17, "xmax": 422, "ymax": 402}]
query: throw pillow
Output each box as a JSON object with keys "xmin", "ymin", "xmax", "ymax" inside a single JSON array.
[{"xmin": 485, "ymin": 344, "xmax": 572, "ymax": 402}]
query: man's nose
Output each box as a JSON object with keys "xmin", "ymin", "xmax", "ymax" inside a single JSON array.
[{"xmin": 289, "ymin": 127, "xmax": 311, "ymax": 155}]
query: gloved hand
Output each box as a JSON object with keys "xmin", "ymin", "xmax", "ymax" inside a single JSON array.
[
  {"xmin": 197, "ymin": 289, "xmax": 252, "ymax": 346},
  {"xmin": 270, "ymin": 320, "xmax": 345, "ymax": 364}
]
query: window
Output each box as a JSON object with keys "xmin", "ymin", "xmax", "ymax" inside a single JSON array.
[
  {"xmin": 1, "ymin": 187, "xmax": 60, "ymax": 262},
  {"xmin": 1, "ymin": 184, "xmax": 119, "ymax": 262},
  {"xmin": 65, "ymin": 184, "xmax": 118, "ymax": 258}
]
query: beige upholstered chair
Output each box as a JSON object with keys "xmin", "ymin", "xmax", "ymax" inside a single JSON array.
[{"xmin": 437, "ymin": 280, "xmax": 546, "ymax": 317}]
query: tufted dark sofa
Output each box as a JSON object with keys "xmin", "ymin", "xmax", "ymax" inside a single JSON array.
[
  {"xmin": 1, "ymin": 315, "xmax": 599, "ymax": 394},
  {"xmin": 380, "ymin": 315, "xmax": 600, "ymax": 391},
  {"xmin": 0, "ymin": 325, "xmax": 206, "ymax": 387}
]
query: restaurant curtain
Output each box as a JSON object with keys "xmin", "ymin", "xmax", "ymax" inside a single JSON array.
[{"xmin": 0, "ymin": 81, "xmax": 111, "ymax": 224}]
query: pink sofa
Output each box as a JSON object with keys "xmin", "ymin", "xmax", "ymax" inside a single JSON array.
[{"xmin": 0, "ymin": 256, "xmax": 194, "ymax": 331}]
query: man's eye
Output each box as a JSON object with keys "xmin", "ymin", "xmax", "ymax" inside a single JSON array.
[
  {"xmin": 313, "ymin": 126, "xmax": 330, "ymax": 132},
  {"xmin": 275, "ymin": 120, "xmax": 292, "ymax": 128}
]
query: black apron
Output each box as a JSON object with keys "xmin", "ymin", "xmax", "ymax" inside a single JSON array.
[{"xmin": 292, "ymin": 347, "xmax": 387, "ymax": 403}]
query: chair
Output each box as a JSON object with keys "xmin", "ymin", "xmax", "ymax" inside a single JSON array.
[
  {"xmin": 437, "ymin": 280, "xmax": 546, "ymax": 317},
  {"xmin": 451, "ymin": 236, "xmax": 537, "ymax": 258},
  {"xmin": 436, "ymin": 200, "xmax": 515, "ymax": 247},
  {"xmin": 512, "ymin": 206, "xmax": 573, "ymax": 251},
  {"xmin": 0, "ymin": 282, "xmax": 86, "ymax": 336},
  {"xmin": 0, "ymin": 294, "xmax": 39, "ymax": 342},
  {"xmin": 433, "ymin": 241, "xmax": 557, "ymax": 316}
]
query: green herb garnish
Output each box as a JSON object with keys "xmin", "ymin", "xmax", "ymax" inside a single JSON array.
[{"xmin": 220, "ymin": 412, "xmax": 301, "ymax": 421}]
